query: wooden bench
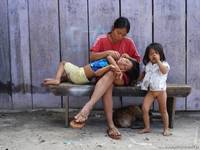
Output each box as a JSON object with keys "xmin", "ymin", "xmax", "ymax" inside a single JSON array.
[{"xmin": 46, "ymin": 83, "xmax": 191, "ymax": 128}]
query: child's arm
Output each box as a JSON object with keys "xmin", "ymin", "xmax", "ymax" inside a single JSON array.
[
  {"xmin": 157, "ymin": 61, "xmax": 168, "ymax": 74},
  {"xmin": 106, "ymin": 55, "xmax": 120, "ymax": 71},
  {"xmin": 121, "ymin": 53, "xmax": 139, "ymax": 63},
  {"xmin": 154, "ymin": 54, "xmax": 168, "ymax": 74},
  {"xmin": 90, "ymin": 51, "xmax": 120, "ymax": 61},
  {"xmin": 94, "ymin": 65, "xmax": 112, "ymax": 77},
  {"xmin": 107, "ymin": 55, "xmax": 123, "ymax": 79}
]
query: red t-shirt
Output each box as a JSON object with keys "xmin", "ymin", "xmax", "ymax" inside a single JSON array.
[
  {"xmin": 90, "ymin": 34, "xmax": 141, "ymax": 85},
  {"xmin": 91, "ymin": 34, "xmax": 141, "ymax": 62}
]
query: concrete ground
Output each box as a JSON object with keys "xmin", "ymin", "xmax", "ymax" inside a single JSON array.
[{"xmin": 0, "ymin": 109, "xmax": 199, "ymax": 150}]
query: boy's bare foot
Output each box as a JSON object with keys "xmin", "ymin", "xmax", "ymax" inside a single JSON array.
[
  {"xmin": 43, "ymin": 78, "xmax": 60, "ymax": 85},
  {"xmin": 163, "ymin": 129, "xmax": 172, "ymax": 136},
  {"xmin": 139, "ymin": 128, "xmax": 152, "ymax": 134}
]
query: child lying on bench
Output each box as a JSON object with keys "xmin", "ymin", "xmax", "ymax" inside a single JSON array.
[{"xmin": 43, "ymin": 55, "xmax": 139, "ymax": 86}]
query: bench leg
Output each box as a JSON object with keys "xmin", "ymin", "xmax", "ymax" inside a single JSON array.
[
  {"xmin": 167, "ymin": 97, "xmax": 176, "ymax": 128},
  {"xmin": 64, "ymin": 96, "xmax": 69, "ymax": 127}
]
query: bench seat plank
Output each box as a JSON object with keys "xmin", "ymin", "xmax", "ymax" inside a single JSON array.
[{"xmin": 47, "ymin": 83, "xmax": 191, "ymax": 97}]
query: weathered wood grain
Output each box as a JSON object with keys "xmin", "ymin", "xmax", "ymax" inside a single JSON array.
[
  {"xmin": 154, "ymin": 0, "xmax": 186, "ymax": 110},
  {"xmin": 29, "ymin": 0, "xmax": 61, "ymax": 108},
  {"xmin": 89, "ymin": 0, "xmax": 119, "ymax": 44},
  {"xmin": 59, "ymin": 0, "xmax": 88, "ymax": 65},
  {"xmin": 0, "ymin": 0, "xmax": 12, "ymax": 109},
  {"xmin": 8, "ymin": 0, "xmax": 32, "ymax": 109},
  {"xmin": 187, "ymin": 0, "xmax": 200, "ymax": 110}
]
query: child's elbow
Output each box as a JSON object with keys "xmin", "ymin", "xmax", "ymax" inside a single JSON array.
[{"xmin": 161, "ymin": 70, "xmax": 167, "ymax": 74}]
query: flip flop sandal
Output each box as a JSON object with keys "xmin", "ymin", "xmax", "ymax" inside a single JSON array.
[
  {"xmin": 70, "ymin": 119, "xmax": 85, "ymax": 129},
  {"xmin": 107, "ymin": 127, "xmax": 122, "ymax": 140}
]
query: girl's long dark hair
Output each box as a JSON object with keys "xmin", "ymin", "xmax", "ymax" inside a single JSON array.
[
  {"xmin": 143, "ymin": 43, "xmax": 166, "ymax": 65},
  {"xmin": 126, "ymin": 59, "xmax": 140, "ymax": 85}
]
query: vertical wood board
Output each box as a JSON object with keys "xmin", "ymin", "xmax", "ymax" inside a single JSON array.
[
  {"xmin": 187, "ymin": 0, "xmax": 200, "ymax": 110},
  {"xmin": 0, "ymin": 0, "xmax": 12, "ymax": 109},
  {"xmin": 154, "ymin": 0, "xmax": 186, "ymax": 110},
  {"xmin": 59, "ymin": 0, "xmax": 88, "ymax": 65},
  {"xmin": 89, "ymin": 0, "xmax": 119, "ymax": 45},
  {"xmin": 29, "ymin": 0, "xmax": 61, "ymax": 108},
  {"xmin": 8, "ymin": 0, "xmax": 32, "ymax": 109}
]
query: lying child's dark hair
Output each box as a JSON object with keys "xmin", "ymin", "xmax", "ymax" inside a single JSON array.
[{"xmin": 126, "ymin": 59, "xmax": 140, "ymax": 85}]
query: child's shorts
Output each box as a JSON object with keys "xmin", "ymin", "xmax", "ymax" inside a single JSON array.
[{"xmin": 64, "ymin": 62, "xmax": 90, "ymax": 84}]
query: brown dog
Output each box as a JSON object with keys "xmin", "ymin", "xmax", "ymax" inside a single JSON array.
[{"xmin": 113, "ymin": 105, "xmax": 143, "ymax": 128}]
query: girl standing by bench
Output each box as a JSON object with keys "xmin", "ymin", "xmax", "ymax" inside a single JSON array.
[{"xmin": 139, "ymin": 43, "xmax": 172, "ymax": 136}]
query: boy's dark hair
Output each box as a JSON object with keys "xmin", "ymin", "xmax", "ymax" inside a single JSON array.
[
  {"xmin": 126, "ymin": 59, "xmax": 140, "ymax": 85},
  {"xmin": 113, "ymin": 17, "xmax": 130, "ymax": 33},
  {"xmin": 143, "ymin": 43, "xmax": 166, "ymax": 65}
]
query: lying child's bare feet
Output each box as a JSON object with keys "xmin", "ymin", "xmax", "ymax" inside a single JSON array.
[
  {"xmin": 43, "ymin": 78, "xmax": 60, "ymax": 85},
  {"xmin": 139, "ymin": 128, "xmax": 152, "ymax": 134},
  {"xmin": 163, "ymin": 129, "xmax": 172, "ymax": 136}
]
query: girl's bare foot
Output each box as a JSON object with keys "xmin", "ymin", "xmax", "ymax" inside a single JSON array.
[
  {"xmin": 139, "ymin": 128, "xmax": 152, "ymax": 134},
  {"xmin": 163, "ymin": 129, "xmax": 172, "ymax": 136},
  {"xmin": 43, "ymin": 78, "xmax": 60, "ymax": 85}
]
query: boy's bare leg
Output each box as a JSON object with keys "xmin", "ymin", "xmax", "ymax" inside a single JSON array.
[
  {"xmin": 43, "ymin": 61, "xmax": 66, "ymax": 85},
  {"xmin": 139, "ymin": 92, "xmax": 154, "ymax": 134},
  {"xmin": 74, "ymin": 71, "xmax": 115, "ymax": 123},
  {"xmin": 157, "ymin": 91, "xmax": 172, "ymax": 136}
]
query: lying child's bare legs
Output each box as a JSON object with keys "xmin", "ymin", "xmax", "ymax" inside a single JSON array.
[
  {"xmin": 157, "ymin": 91, "xmax": 172, "ymax": 136},
  {"xmin": 139, "ymin": 92, "xmax": 154, "ymax": 134},
  {"xmin": 43, "ymin": 61, "xmax": 66, "ymax": 85}
]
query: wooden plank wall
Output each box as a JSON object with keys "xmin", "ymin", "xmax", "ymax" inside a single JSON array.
[
  {"xmin": 29, "ymin": 0, "xmax": 61, "ymax": 108},
  {"xmin": 0, "ymin": 0, "xmax": 199, "ymax": 111},
  {"xmin": 0, "ymin": 0, "xmax": 12, "ymax": 109},
  {"xmin": 187, "ymin": 0, "xmax": 200, "ymax": 110},
  {"xmin": 8, "ymin": 0, "xmax": 32, "ymax": 109}
]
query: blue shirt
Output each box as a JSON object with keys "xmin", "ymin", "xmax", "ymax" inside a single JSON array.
[{"xmin": 90, "ymin": 59, "xmax": 109, "ymax": 72}]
